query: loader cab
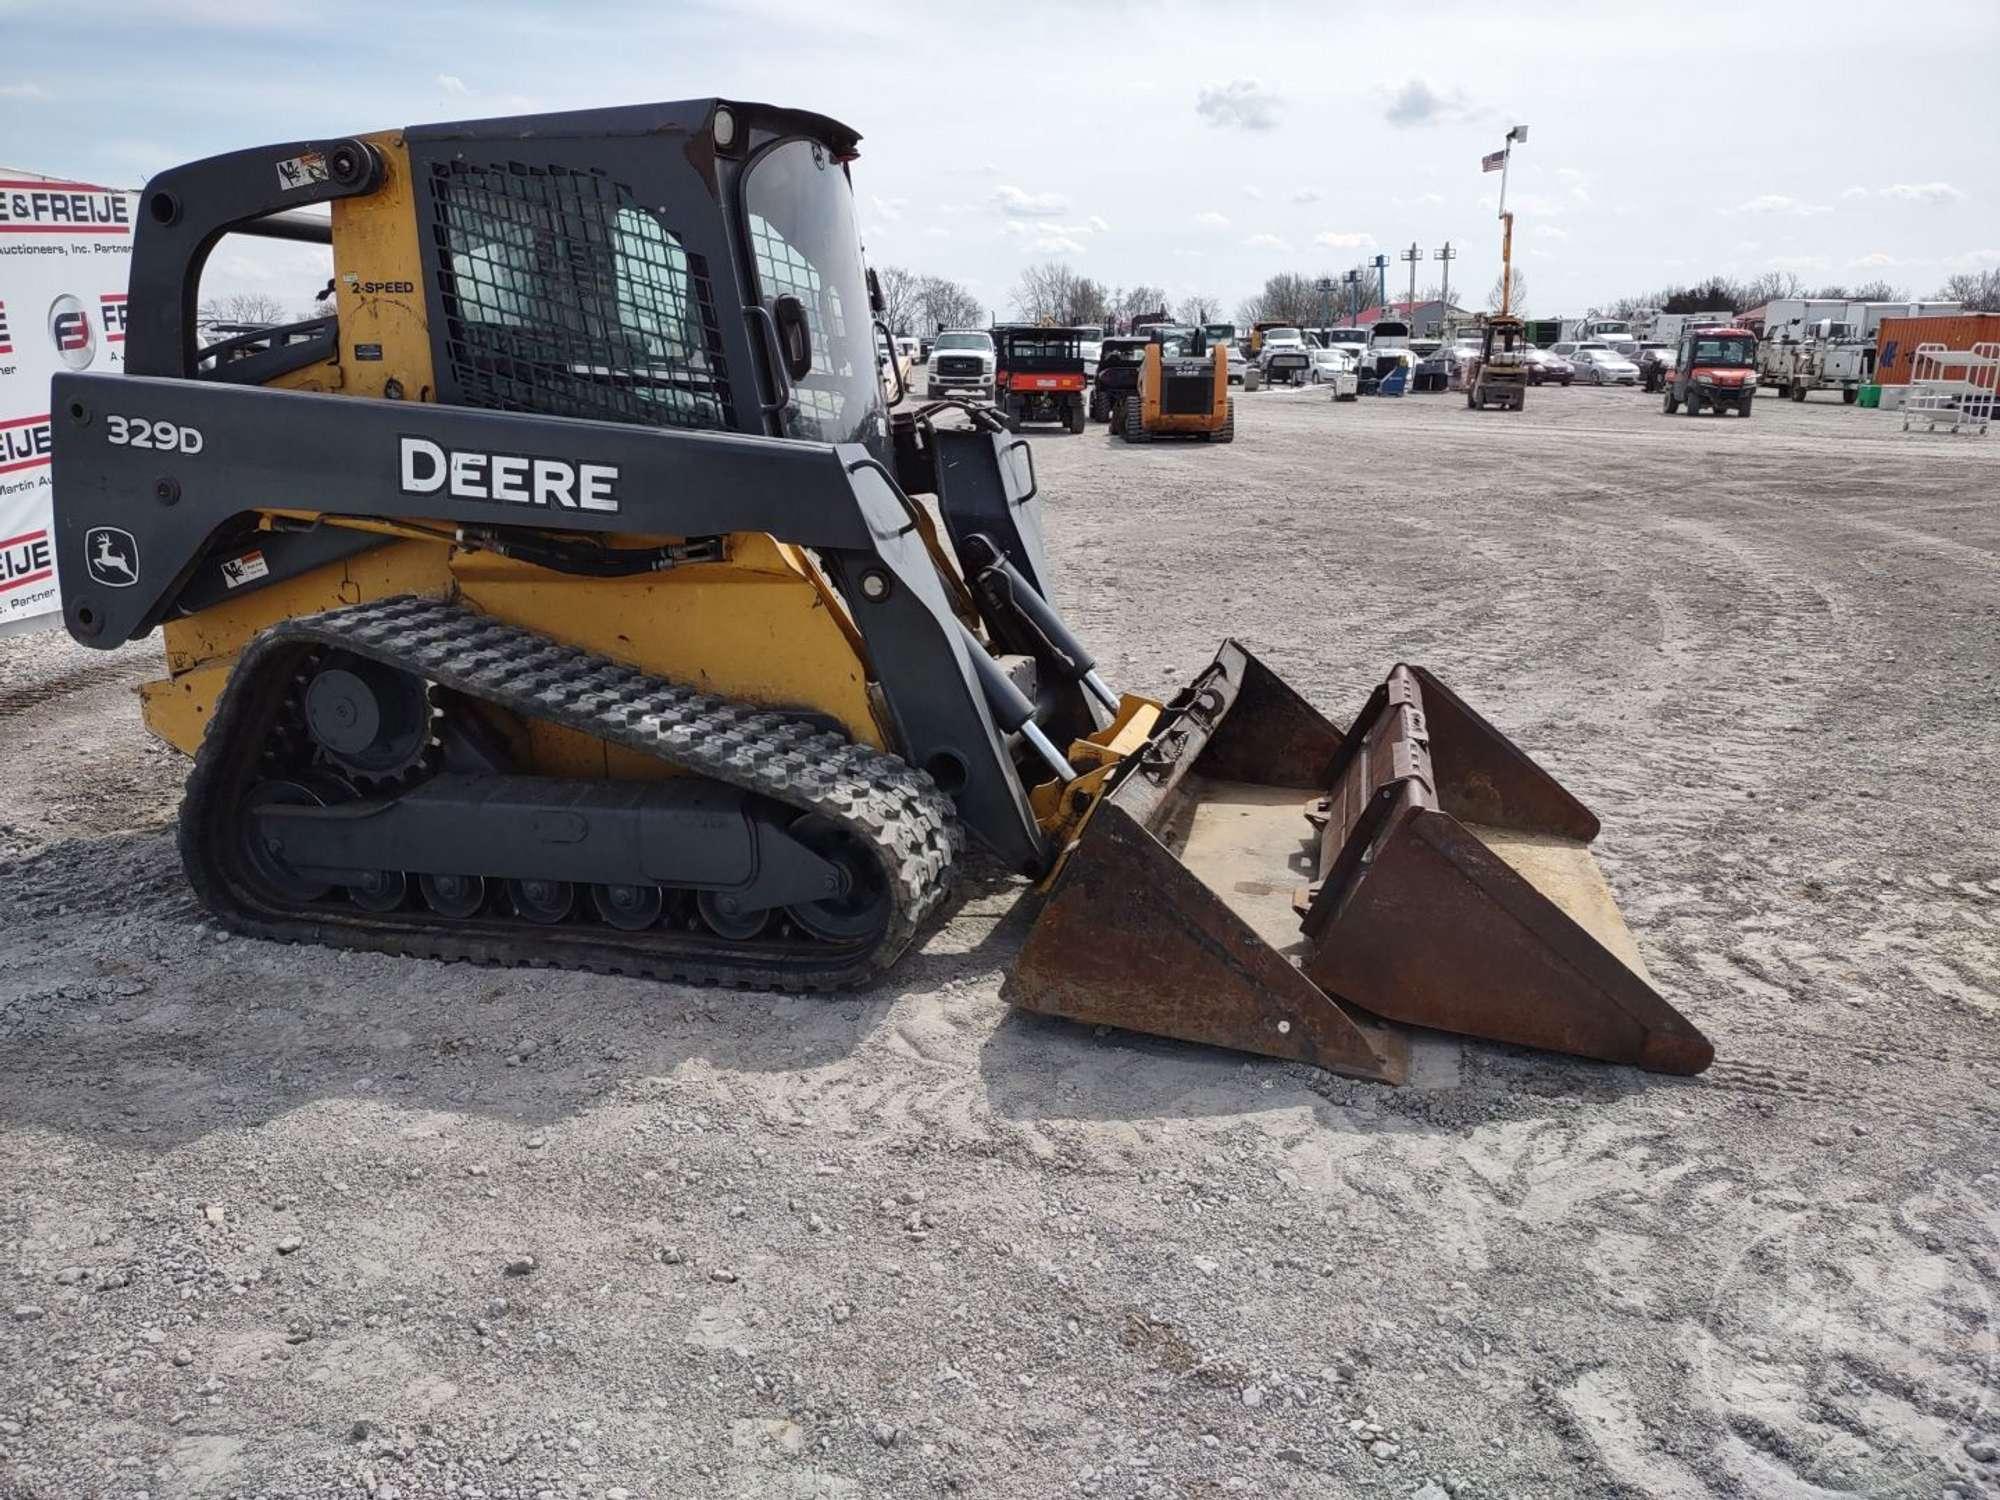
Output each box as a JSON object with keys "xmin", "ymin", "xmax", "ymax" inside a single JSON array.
[{"xmin": 124, "ymin": 99, "xmax": 893, "ymax": 464}]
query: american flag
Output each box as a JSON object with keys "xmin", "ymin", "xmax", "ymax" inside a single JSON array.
[{"xmin": 1481, "ymin": 149, "xmax": 1507, "ymax": 173}]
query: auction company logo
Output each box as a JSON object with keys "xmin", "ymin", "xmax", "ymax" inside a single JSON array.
[
  {"xmin": 1, "ymin": 526, "xmax": 53, "ymax": 596},
  {"xmin": 47, "ymin": 293, "xmax": 95, "ymax": 370},
  {"xmin": 98, "ymin": 292, "xmax": 127, "ymax": 344},
  {"xmin": 0, "ymin": 299, "xmax": 13, "ymax": 356}
]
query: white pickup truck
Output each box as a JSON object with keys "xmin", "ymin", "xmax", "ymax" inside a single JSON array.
[{"xmin": 925, "ymin": 330, "xmax": 997, "ymax": 402}]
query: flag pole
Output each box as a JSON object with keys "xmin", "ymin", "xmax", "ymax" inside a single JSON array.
[{"xmin": 1494, "ymin": 125, "xmax": 1527, "ymax": 318}]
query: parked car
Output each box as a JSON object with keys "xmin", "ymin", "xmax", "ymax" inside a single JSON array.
[
  {"xmin": 925, "ymin": 329, "xmax": 997, "ymax": 401},
  {"xmin": 1524, "ymin": 346, "xmax": 1574, "ymax": 385},
  {"xmin": 1632, "ymin": 342, "xmax": 1675, "ymax": 392},
  {"xmin": 1413, "ymin": 342, "xmax": 1475, "ymax": 393},
  {"xmin": 1309, "ymin": 342, "xmax": 1360, "ymax": 399},
  {"xmin": 1572, "ymin": 345, "xmax": 1640, "ymax": 386}
]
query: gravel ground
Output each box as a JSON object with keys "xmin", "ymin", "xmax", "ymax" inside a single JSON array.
[{"xmin": 2, "ymin": 378, "xmax": 1998, "ymax": 1500}]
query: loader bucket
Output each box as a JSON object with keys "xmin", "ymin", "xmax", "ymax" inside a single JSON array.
[{"xmin": 1005, "ymin": 645, "xmax": 1713, "ymax": 1082}]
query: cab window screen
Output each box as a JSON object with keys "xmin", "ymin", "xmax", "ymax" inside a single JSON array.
[{"xmin": 428, "ymin": 159, "xmax": 731, "ymax": 430}]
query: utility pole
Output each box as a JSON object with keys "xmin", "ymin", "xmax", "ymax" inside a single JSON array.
[
  {"xmin": 1435, "ymin": 241, "xmax": 1456, "ymax": 323},
  {"xmin": 1371, "ymin": 253, "xmax": 1389, "ymax": 319},
  {"xmin": 1315, "ymin": 276, "xmax": 1334, "ymax": 329},
  {"xmin": 1343, "ymin": 269, "xmax": 1361, "ymax": 323},
  {"xmin": 1401, "ymin": 242, "xmax": 1423, "ymax": 332}
]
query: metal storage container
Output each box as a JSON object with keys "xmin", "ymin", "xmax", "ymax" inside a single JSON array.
[{"xmin": 1875, "ymin": 314, "xmax": 2000, "ymax": 385}]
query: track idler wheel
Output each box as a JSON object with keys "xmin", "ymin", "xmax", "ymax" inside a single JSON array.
[
  {"xmin": 508, "ymin": 878, "xmax": 575, "ymax": 926},
  {"xmin": 239, "ymin": 777, "xmax": 341, "ymax": 904},
  {"xmin": 591, "ymin": 882, "xmax": 665, "ymax": 931},
  {"xmin": 784, "ymin": 813, "xmax": 891, "ymax": 944},
  {"xmin": 696, "ymin": 890, "xmax": 769, "ymax": 941},
  {"xmin": 347, "ymin": 868, "xmax": 408, "ymax": 913},
  {"xmin": 419, "ymin": 872, "xmax": 486, "ymax": 919}
]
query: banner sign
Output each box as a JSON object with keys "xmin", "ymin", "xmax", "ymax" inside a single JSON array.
[{"xmin": 0, "ymin": 176, "xmax": 138, "ymax": 636}]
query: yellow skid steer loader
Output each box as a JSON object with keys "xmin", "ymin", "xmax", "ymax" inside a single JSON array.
[{"xmin": 48, "ymin": 101, "xmax": 1711, "ymax": 1085}]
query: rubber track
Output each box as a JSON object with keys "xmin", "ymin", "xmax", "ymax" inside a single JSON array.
[{"xmin": 180, "ymin": 595, "xmax": 964, "ymax": 990}]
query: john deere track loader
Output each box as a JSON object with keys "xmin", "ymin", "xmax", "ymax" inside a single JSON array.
[{"xmin": 49, "ymin": 100, "xmax": 1712, "ymax": 1084}]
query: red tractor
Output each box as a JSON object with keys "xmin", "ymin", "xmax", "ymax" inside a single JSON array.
[{"xmin": 1662, "ymin": 325, "xmax": 1758, "ymax": 418}]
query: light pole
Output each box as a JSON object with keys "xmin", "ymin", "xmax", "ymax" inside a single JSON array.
[
  {"xmin": 1343, "ymin": 269, "xmax": 1361, "ymax": 323},
  {"xmin": 1401, "ymin": 242, "xmax": 1424, "ymax": 332},
  {"xmin": 1435, "ymin": 241, "xmax": 1456, "ymax": 325},
  {"xmin": 1371, "ymin": 253, "xmax": 1389, "ymax": 319},
  {"xmin": 1487, "ymin": 125, "xmax": 1529, "ymax": 316},
  {"xmin": 1315, "ymin": 276, "xmax": 1334, "ymax": 329}
]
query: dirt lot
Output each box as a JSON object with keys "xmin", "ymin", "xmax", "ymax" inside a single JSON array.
[{"xmin": 3, "ymin": 380, "xmax": 1998, "ymax": 1500}]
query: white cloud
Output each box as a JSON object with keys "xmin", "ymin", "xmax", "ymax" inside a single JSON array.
[
  {"xmin": 1243, "ymin": 233, "xmax": 1293, "ymax": 252},
  {"xmin": 871, "ymin": 195, "xmax": 907, "ymax": 223},
  {"xmin": 1556, "ymin": 166, "xmax": 1590, "ymax": 203},
  {"xmin": 436, "ymin": 74, "xmax": 470, "ymax": 96},
  {"xmin": 1850, "ymin": 251, "xmax": 1904, "ymax": 268},
  {"xmin": 1313, "ymin": 230, "xmax": 1375, "ymax": 250},
  {"xmin": 1532, "ymin": 224, "xmax": 1568, "ymax": 240},
  {"xmin": 992, "ymin": 184, "xmax": 1069, "ymax": 217},
  {"xmin": 1880, "ymin": 181, "xmax": 1964, "ymax": 204},
  {"xmin": 1730, "ymin": 194, "xmax": 1831, "ymax": 216},
  {"xmin": 1733, "ymin": 240, "xmax": 1761, "ymax": 253},
  {"xmin": 1289, "ymin": 188, "xmax": 1322, "ymax": 204},
  {"xmin": 1195, "ymin": 211, "xmax": 1230, "ymax": 228},
  {"xmin": 1770, "ymin": 254, "xmax": 1832, "ymax": 272},
  {"xmin": 1944, "ymin": 248, "xmax": 2000, "ymax": 270},
  {"xmin": 1840, "ymin": 185, "xmax": 1870, "ymax": 200},
  {"xmin": 1382, "ymin": 77, "xmax": 1478, "ymax": 128},
  {"xmin": 1242, "ymin": 186, "xmax": 1264, "ymax": 201},
  {"xmin": 1195, "ymin": 79, "xmax": 1284, "ymax": 132},
  {"xmin": 1002, "ymin": 216, "xmax": 1107, "ymax": 255},
  {"xmin": 1394, "ymin": 191, "xmax": 1446, "ymax": 208},
  {"xmin": 923, "ymin": 226, "xmax": 950, "ymax": 239},
  {"xmin": 1172, "ymin": 248, "xmax": 1206, "ymax": 259},
  {"xmin": 1013, "ymin": 229, "xmax": 1087, "ymax": 255},
  {"xmin": 0, "ymin": 82, "xmax": 49, "ymax": 101}
]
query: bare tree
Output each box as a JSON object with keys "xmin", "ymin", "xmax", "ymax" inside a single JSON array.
[
  {"xmin": 1936, "ymin": 269, "xmax": 2000, "ymax": 311},
  {"xmin": 916, "ymin": 274, "xmax": 983, "ymax": 332},
  {"xmin": 1067, "ymin": 277, "xmax": 1112, "ymax": 326},
  {"xmin": 1848, "ymin": 278, "xmax": 1908, "ymax": 302},
  {"xmin": 1011, "ymin": 262, "xmax": 1081, "ymax": 323},
  {"xmin": 1486, "ymin": 268, "xmax": 1529, "ymax": 316},
  {"xmin": 1118, "ymin": 284, "xmax": 1169, "ymax": 326},
  {"xmin": 1738, "ymin": 270, "xmax": 1801, "ymax": 307},
  {"xmin": 874, "ymin": 264, "xmax": 923, "ymax": 335},
  {"xmin": 198, "ymin": 291, "xmax": 290, "ymax": 326},
  {"xmin": 1176, "ymin": 292, "xmax": 1221, "ymax": 325}
]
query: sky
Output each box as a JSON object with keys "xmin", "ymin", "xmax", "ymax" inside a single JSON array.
[{"xmin": 4, "ymin": 0, "xmax": 1997, "ymax": 321}]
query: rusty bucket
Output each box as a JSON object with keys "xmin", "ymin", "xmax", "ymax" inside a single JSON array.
[{"xmin": 1004, "ymin": 643, "xmax": 1712, "ymax": 1084}]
